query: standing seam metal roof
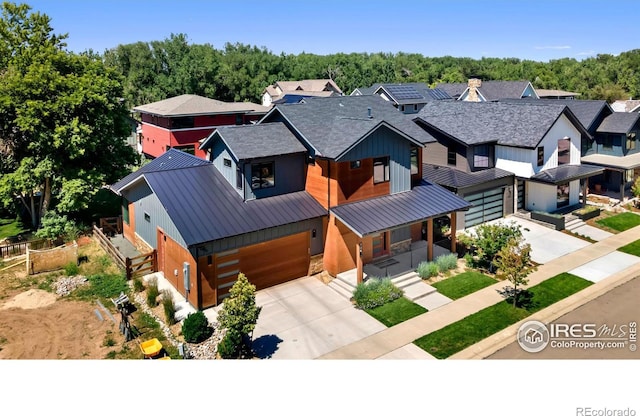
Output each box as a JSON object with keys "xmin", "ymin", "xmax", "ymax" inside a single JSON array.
[{"xmin": 422, "ymin": 164, "xmax": 514, "ymax": 190}]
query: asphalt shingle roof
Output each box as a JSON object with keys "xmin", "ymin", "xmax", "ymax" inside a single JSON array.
[
  {"xmin": 530, "ymin": 164, "xmax": 604, "ymax": 185},
  {"xmin": 422, "ymin": 164, "xmax": 514, "ymax": 190},
  {"xmin": 354, "ymin": 83, "xmax": 452, "ymax": 104},
  {"xmin": 110, "ymin": 149, "xmax": 210, "ymax": 194},
  {"xmin": 142, "ymin": 164, "xmax": 326, "ymax": 246},
  {"xmin": 415, "ymin": 101, "xmax": 577, "ymax": 148},
  {"xmin": 210, "ymin": 123, "xmax": 307, "ymax": 160},
  {"xmin": 268, "ymin": 95, "xmax": 436, "ymax": 159},
  {"xmin": 133, "ymin": 94, "xmax": 266, "ymax": 117},
  {"xmin": 471, "ymin": 80, "xmax": 533, "ymax": 101},
  {"xmin": 331, "ymin": 179, "xmax": 471, "ymax": 237},
  {"xmin": 596, "ymin": 112, "xmax": 640, "ymax": 134},
  {"xmin": 435, "ymin": 82, "xmax": 468, "ymax": 99}
]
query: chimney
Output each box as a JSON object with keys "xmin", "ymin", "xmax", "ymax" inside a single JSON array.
[
  {"xmin": 467, "ymin": 78, "xmax": 482, "ymax": 102},
  {"xmin": 468, "ymin": 78, "xmax": 482, "ymax": 88}
]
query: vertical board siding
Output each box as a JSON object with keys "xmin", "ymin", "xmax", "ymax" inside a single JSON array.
[
  {"xmin": 211, "ymin": 140, "xmax": 242, "ymax": 197},
  {"xmin": 244, "ymin": 153, "xmax": 306, "ymax": 200}
]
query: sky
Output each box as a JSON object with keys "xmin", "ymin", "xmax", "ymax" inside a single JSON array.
[{"xmin": 21, "ymin": 0, "xmax": 639, "ymax": 62}]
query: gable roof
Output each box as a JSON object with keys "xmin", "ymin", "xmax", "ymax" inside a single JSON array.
[
  {"xmin": 143, "ymin": 164, "xmax": 326, "ymax": 246},
  {"xmin": 272, "ymin": 91, "xmax": 337, "ymax": 104},
  {"xmin": 132, "ymin": 94, "xmax": 267, "ymax": 117},
  {"xmin": 434, "ymin": 82, "xmax": 468, "ymax": 99},
  {"xmin": 201, "ymin": 122, "xmax": 307, "ymax": 160},
  {"xmin": 264, "ymin": 79, "xmax": 343, "ymax": 97},
  {"xmin": 596, "ymin": 112, "xmax": 640, "ymax": 134},
  {"xmin": 354, "ymin": 83, "xmax": 451, "ymax": 104},
  {"xmin": 415, "ymin": 101, "xmax": 587, "ymax": 148},
  {"xmin": 110, "ymin": 148, "xmax": 209, "ymax": 194},
  {"xmin": 462, "ymin": 80, "xmax": 537, "ymax": 101},
  {"xmin": 263, "ymin": 95, "xmax": 436, "ymax": 159}
]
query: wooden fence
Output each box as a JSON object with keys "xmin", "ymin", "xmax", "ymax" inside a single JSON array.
[
  {"xmin": 92, "ymin": 224, "xmax": 157, "ymax": 279},
  {"xmin": 99, "ymin": 216, "xmax": 122, "ymax": 236},
  {"xmin": 93, "ymin": 224, "xmax": 126, "ymax": 270},
  {"xmin": 0, "ymin": 239, "xmax": 50, "ymax": 259}
]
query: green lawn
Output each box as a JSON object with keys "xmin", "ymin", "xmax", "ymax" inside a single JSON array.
[
  {"xmin": 414, "ymin": 273, "xmax": 593, "ymax": 359},
  {"xmin": 365, "ymin": 297, "xmax": 427, "ymax": 327},
  {"xmin": 595, "ymin": 212, "xmax": 640, "ymax": 232},
  {"xmin": 618, "ymin": 239, "xmax": 640, "ymax": 257},
  {"xmin": 431, "ymin": 271, "xmax": 497, "ymax": 300},
  {"xmin": 0, "ymin": 218, "xmax": 30, "ymax": 240}
]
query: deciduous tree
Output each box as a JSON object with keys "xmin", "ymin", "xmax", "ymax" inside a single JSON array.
[{"xmin": 493, "ymin": 235, "xmax": 536, "ymax": 308}]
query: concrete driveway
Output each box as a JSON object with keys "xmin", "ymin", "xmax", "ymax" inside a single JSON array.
[
  {"xmin": 249, "ymin": 276, "xmax": 386, "ymax": 359},
  {"xmin": 480, "ymin": 216, "xmax": 592, "ymax": 264}
]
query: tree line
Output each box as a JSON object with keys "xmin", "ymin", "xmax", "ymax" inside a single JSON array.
[{"xmin": 103, "ymin": 33, "xmax": 640, "ymax": 108}]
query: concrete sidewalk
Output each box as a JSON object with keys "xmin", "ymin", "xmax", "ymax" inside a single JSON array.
[{"xmin": 318, "ymin": 223, "xmax": 640, "ymax": 360}]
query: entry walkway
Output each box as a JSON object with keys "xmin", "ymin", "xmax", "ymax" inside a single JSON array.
[{"xmin": 319, "ymin": 222, "xmax": 640, "ymax": 359}]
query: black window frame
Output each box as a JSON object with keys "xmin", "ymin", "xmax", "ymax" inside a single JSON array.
[
  {"xmin": 473, "ymin": 145, "xmax": 490, "ymax": 168},
  {"xmin": 373, "ymin": 157, "xmax": 390, "ymax": 184},
  {"xmin": 350, "ymin": 160, "xmax": 361, "ymax": 169},
  {"xmin": 236, "ymin": 166, "xmax": 243, "ymax": 189},
  {"xmin": 537, "ymin": 146, "xmax": 544, "ymax": 167},
  {"xmin": 603, "ymin": 135, "xmax": 614, "ymax": 150},
  {"xmin": 223, "ymin": 158, "xmax": 232, "ymax": 168},
  {"xmin": 447, "ymin": 144, "xmax": 456, "ymax": 166},
  {"xmin": 410, "ymin": 148, "xmax": 419, "ymax": 175},
  {"xmin": 171, "ymin": 116, "xmax": 195, "ymax": 129},
  {"xmin": 251, "ymin": 162, "xmax": 275, "ymax": 190}
]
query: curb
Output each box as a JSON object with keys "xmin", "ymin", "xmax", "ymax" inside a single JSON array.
[{"xmin": 449, "ymin": 262, "xmax": 640, "ymax": 359}]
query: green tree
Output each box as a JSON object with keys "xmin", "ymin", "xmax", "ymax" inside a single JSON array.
[
  {"xmin": 493, "ymin": 236, "xmax": 536, "ymax": 308},
  {"xmin": 0, "ymin": 2, "xmax": 138, "ymax": 228},
  {"xmin": 216, "ymin": 273, "xmax": 262, "ymax": 356},
  {"xmin": 467, "ymin": 221, "xmax": 524, "ymax": 272}
]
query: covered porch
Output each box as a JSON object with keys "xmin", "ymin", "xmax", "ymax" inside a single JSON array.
[
  {"xmin": 581, "ymin": 153, "xmax": 640, "ymax": 203},
  {"xmin": 330, "ymin": 180, "xmax": 471, "ymax": 284}
]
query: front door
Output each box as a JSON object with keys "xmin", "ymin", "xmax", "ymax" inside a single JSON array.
[{"xmin": 372, "ymin": 232, "xmax": 388, "ymax": 258}]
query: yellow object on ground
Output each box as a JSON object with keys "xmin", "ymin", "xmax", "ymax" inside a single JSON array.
[{"xmin": 139, "ymin": 338, "xmax": 163, "ymax": 358}]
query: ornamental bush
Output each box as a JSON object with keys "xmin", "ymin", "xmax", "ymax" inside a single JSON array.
[
  {"xmin": 435, "ymin": 253, "xmax": 458, "ymax": 272},
  {"xmin": 182, "ymin": 311, "xmax": 212, "ymax": 343},
  {"xmin": 417, "ymin": 261, "xmax": 439, "ymax": 279},
  {"xmin": 352, "ymin": 278, "xmax": 403, "ymax": 310}
]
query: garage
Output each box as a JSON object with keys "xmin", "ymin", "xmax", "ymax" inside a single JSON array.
[
  {"xmin": 464, "ymin": 187, "xmax": 504, "ymax": 228},
  {"xmin": 210, "ymin": 231, "xmax": 310, "ymax": 305}
]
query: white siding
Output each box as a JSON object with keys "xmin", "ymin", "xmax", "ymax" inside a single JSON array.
[
  {"xmin": 495, "ymin": 146, "xmax": 535, "ymax": 177},
  {"xmin": 527, "ymin": 182, "xmax": 557, "ymax": 212}
]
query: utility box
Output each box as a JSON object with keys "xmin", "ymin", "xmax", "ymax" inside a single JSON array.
[{"xmin": 183, "ymin": 262, "xmax": 190, "ymax": 299}]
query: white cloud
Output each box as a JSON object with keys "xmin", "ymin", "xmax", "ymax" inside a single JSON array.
[{"xmin": 534, "ymin": 45, "xmax": 571, "ymax": 50}]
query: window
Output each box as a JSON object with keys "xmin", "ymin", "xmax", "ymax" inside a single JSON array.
[
  {"xmin": 603, "ymin": 135, "xmax": 614, "ymax": 150},
  {"xmin": 447, "ymin": 144, "xmax": 456, "ymax": 165},
  {"xmin": 373, "ymin": 157, "xmax": 390, "ymax": 184},
  {"xmin": 144, "ymin": 212, "xmax": 151, "ymax": 222},
  {"xmin": 557, "ymin": 138, "xmax": 570, "ymax": 165},
  {"xmin": 350, "ymin": 160, "xmax": 361, "ymax": 169},
  {"xmin": 171, "ymin": 117, "xmax": 194, "ymax": 129},
  {"xmin": 627, "ymin": 133, "xmax": 636, "ymax": 151},
  {"xmin": 236, "ymin": 166, "xmax": 243, "ymax": 189},
  {"xmin": 410, "ymin": 148, "xmax": 419, "ymax": 174},
  {"xmin": 473, "ymin": 145, "xmax": 490, "ymax": 168},
  {"xmin": 174, "ymin": 145, "xmax": 195, "ymax": 155},
  {"xmin": 235, "ymin": 114, "xmax": 243, "ymax": 125},
  {"xmin": 122, "ymin": 199, "xmax": 130, "ymax": 225},
  {"xmin": 400, "ymin": 105, "xmax": 405, "ymax": 112},
  {"xmin": 251, "ymin": 162, "xmax": 275, "ymax": 189},
  {"xmin": 223, "ymin": 158, "xmax": 232, "ymax": 168},
  {"xmin": 557, "ymin": 184, "xmax": 569, "ymax": 208},
  {"xmin": 537, "ymin": 146, "xmax": 544, "ymax": 167}
]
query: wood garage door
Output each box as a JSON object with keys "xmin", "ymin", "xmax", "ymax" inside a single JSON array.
[
  {"xmin": 214, "ymin": 231, "xmax": 310, "ymax": 304},
  {"xmin": 464, "ymin": 187, "xmax": 504, "ymax": 228}
]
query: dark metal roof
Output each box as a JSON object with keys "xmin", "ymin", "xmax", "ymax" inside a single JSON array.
[
  {"xmin": 203, "ymin": 123, "xmax": 307, "ymax": 160},
  {"xmin": 330, "ymin": 180, "xmax": 471, "ymax": 237},
  {"xmin": 415, "ymin": 101, "xmax": 586, "ymax": 148},
  {"xmin": 143, "ymin": 164, "xmax": 327, "ymax": 246},
  {"xmin": 435, "ymin": 82, "xmax": 467, "ymax": 99},
  {"xmin": 596, "ymin": 112, "xmax": 640, "ymax": 134},
  {"xmin": 267, "ymin": 95, "xmax": 436, "ymax": 159},
  {"xmin": 422, "ymin": 164, "xmax": 514, "ymax": 190},
  {"xmin": 110, "ymin": 149, "xmax": 210, "ymax": 194},
  {"xmin": 529, "ymin": 164, "xmax": 604, "ymax": 185}
]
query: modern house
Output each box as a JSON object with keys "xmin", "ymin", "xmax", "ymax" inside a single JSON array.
[
  {"xmin": 414, "ymin": 100, "xmax": 603, "ymax": 228},
  {"xmin": 132, "ymin": 94, "xmax": 267, "ymax": 159},
  {"xmin": 436, "ymin": 78, "xmax": 539, "ymax": 101},
  {"xmin": 110, "ymin": 95, "xmax": 471, "ymax": 309},
  {"xmin": 261, "ymin": 79, "xmax": 343, "ymax": 107},
  {"xmin": 350, "ymin": 83, "xmax": 452, "ymax": 113}
]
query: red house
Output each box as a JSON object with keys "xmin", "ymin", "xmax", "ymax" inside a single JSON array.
[{"xmin": 133, "ymin": 94, "xmax": 267, "ymax": 159}]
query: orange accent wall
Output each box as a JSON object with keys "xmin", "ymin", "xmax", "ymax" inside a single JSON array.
[
  {"xmin": 305, "ymin": 158, "xmax": 337, "ymax": 209},
  {"xmin": 157, "ymin": 228, "xmax": 198, "ymax": 307},
  {"xmin": 336, "ymin": 159, "xmax": 390, "ymax": 204},
  {"xmin": 123, "ymin": 203, "xmax": 135, "ymax": 244},
  {"xmin": 324, "ymin": 214, "xmax": 359, "ymax": 276}
]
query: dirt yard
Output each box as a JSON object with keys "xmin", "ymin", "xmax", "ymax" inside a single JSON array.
[{"xmin": 0, "ymin": 237, "xmax": 124, "ymax": 359}]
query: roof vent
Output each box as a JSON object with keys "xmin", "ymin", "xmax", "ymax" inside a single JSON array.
[{"xmin": 367, "ymin": 107, "xmax": 372, "ymax": 118}]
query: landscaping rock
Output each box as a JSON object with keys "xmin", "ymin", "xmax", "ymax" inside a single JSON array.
[{"xmin": 53, "ymin": 276, "xmax": 88, "ymax": 296}]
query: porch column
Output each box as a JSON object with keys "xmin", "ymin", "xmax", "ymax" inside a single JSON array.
[
  {"xmin": 356, "ymin": 241, "xmax": 363, "ymax": 284},
  {"xmin": 582, "ymin": 178, "xmax": 588, "ymax": 207},
  {"xmin": 427, "ymin": 218, "xmax": 433, "ymax": 261},
  {"xmin": 450, "ymin": 212, "xmax": 457, "ymax": 254},
  {"xmin": 620, "ymin": 173, "xmax": 625, "ymax": 202}
]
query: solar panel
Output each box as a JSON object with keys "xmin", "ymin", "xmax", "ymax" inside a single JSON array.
[
  {"xmin": 427, "ymin": 88, "xmax": 452, "ymax": 100},
  {"xmin": 385, "ymin": 85, "xmax": 424, "ymax": 101}
]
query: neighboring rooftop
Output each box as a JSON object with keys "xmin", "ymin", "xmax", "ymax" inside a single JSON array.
[
  {"xmin": 352, "ymin": 83, "xmax": 451, "ymax": 104},
  {"xmin": 202, "ymin": 122, "xmax": 307, "ymax": 160},
  {"xmin": 422, "ymin": 164, "xmax": 514, "ymax": 190},
  {"xmin": 415, "ymin": 100, "xmax": 585, "ymax": 148},
  {"xmin": 437, "ymin": 79, "xmax": 537, "ymax": 101},
  {"xmin": 611, "ymin": 99, "xmax": 640, "ymax": 113},
  {"xmin": 266, "ymin": 95, "xmax": 436, "ymax": 159},
  {"xmin": 537, "ymin": 89, "xmax": 580, "ymax": 99},
  {"xmin": 596, "ymin": 112, "xmax": 640, "ymax": 134},
  {"xmin": 133, "ymin": 94, "xmax": 267, "ymax": 117}
]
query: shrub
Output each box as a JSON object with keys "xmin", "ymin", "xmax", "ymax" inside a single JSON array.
[
  {"xmin": 64, "ymin": 261, "xmax": 79, "ymax": 276},
  {"xmin": 417, "ymin": 261, "xmax": 439, "ymax": 279},
  {"xmin": 435, "ymin": 253, "xmax": 458, "ymax": 272},
  {"xmin": 161, "ymin": 290, "xmax": 176, "ymax": 326},
  {"xmin": 146, "ymin": 277, "xmax": 159, "ymax": 307},
  {"xmin": 352, "ymin": 278, "xmax": 403, "ymax": 309},
  {"xmin": 465, "ymin": 222, "xmax": 523, "ymax": 272},
  {"xmin": 217, "ymin": 329, "xmax": 242, "ymax": 359},
  {"xmin": 35, "ymin": 211, "xmax": 79, "ymax": 243},
  {"xmin": 464, "ymin": 253, "xmax": 476, "ymax": 268},
  {"xmin": 182, "ymin": 311, "xmax": 212, "ymax": 343},
  {"xmin": 132, "ymin": 277, "xmax": 144, "ymax": 293}
]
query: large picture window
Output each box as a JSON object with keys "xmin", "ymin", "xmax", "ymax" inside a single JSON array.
[
  {"xmin": 373, "ymin": 157, "xmax": 390, "ymax": 184},
  {"xmin": 557, "ymin": 184, "xmax": 569, "ymax": 208},
  {"xmin": 251, "ymin": 162, "xmax": 275, "ymax": 189},
  {"xmin": 410, "ymin": 148, "xmax": 419, "ymax": 174},
  {"xmin": 557, "ymin": 138, "xmax": 570, "ymax": 165}
]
